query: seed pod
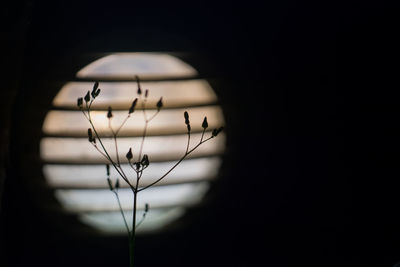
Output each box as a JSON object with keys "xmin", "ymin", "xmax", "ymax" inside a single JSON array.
[
  {"xmin": 141, "ymin": 154, "xmax": 149, "ymax": 167},
  {"xmin": 129, "ymin": 98, "xmax": 138, "ymax": 114},
  {"xmin": 107, "ymin": 178, "xmax": 113, "ymax": 191},
  {"xmin": 212, "ymin": 126, "xmax": 224, "ymax": 137},
  {"xmin": 184, "ymin": 111, "xmax": 190, "ymax": 125},
  {"xmin": 91, "ymin": 81, "xmax": 99, "ymax": 98},
  {"xmin": 136, "ymin": 76, "xmax": 142, "ymax": 95},
  {"xmin": 145, "ymin": 203, "xmax": 149, "ymax": 212},
  {"xmin": 134, "ymin": 162, "xmax": 141, "ymax": 170},
  {"xmin": 94, "ymin": 88, "xmax": 101, "ymax": 97},
  {"xmin": 84, "ymin": 91, "xmax": 91, "ymax": 102},
  {"xmin": 115, "ymin": 179, "xmax": 120, "ymax": 189},
  {"xmin": 187, "ymin": 124, "xmax": 191, "ymax": 132},
  {"xmin": 107, "ymin": 106, "xmax": 113, "ymax": 118},
  {"xmin": 212, "ymin": 129, "xmax": 217, "ymax": 137},
  {"xmin": 126, "ymin": 147, "xmax": 133, "ymax": 161},
  {"xmin": 88, "ymin": 128, "xmax": 93, "ymax": 142},
  {"xmin": 156, "ymin": 97, "xmax": 163, "ymax": 110},
  {"xmin": 145, "ymin": 89, "xmax": 149, "ymax": 98},
  {"xmin": 106, "ymin": 164, "xmax": 110, "ymax": 176},
  {"xmin": 77, "ymin": 97, "xmax": 83, "ymax": 108},
  {"xmin": 202, "ymin": 116, "xmax": 208, "ymax": 129}
]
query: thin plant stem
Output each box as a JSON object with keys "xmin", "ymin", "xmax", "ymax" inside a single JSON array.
[
  {"xmin": 200, "ymin": 127, "xmax": 206, "ymax": 143},
  {"xmin": 130, "ymin": 172, "xmax": 140, "ymax": 267},
  {"xmin": 109, "ymin": 116, "xmax": 131, "ymax": 184},
  {"xmin": 138, "ymin": 135, "xmax": 214, "ymax": 192},
  {"xmin": 186, "ymin": 131, "xmax": 191, "ymax": 154},
  {"xmin": 138, "ymin": 97, "xmax": 159, "ymax": 161},
  {"xmin": 137, "ymin": 111, "xmax": 159, "ymax": 160},
  {"xmin": 138, "ymin": 122, "xmax": 148, "ymax": 162},
  {"xmin": 130, "ymin": 191, "xmax": 137, "ymax": 267},
  {"xmin": 114, "ymin": 191, "xmax": 131, "ymax": 237},
  {"xmin": 135, "ymin": 212, "xmax": 147, "ymax": 229},
  {"xmin": 80, "ymin": 83, "xmax": 221, "ymax": 267},
  {"xmin": 87, "ymin": 107, "xmax": 134, "ymax": 189},
  {"xmin": 115, "ymin": 115, "xmax": 130, "ymax": 136}
]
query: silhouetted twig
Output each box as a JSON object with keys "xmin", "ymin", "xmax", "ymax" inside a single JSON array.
[{"xmin": 77, "ymin": 77, "xmax": 223, "ymax": 267}]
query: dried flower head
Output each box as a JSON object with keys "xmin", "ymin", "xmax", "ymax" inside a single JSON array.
[
  {"xmin": 77, "ymin": 97, "xmax": 83, "ymax": 108},
  {"xmin": 84, "ymin": 91, "xmax": 91, "ymax": 103},
  {"xmin": 202, "ymin": 116, "xmax": 208, "ymax": 129},
  {"xmin": 107, "ymin": 106, "xmax": 113, "ymax": 118},
  {"xmin": 136, "ymin": 76, "xmax": 142, "ymax": 95},
  {"xmin": 106, "ymin": 164, "xmax": 110, "ymax": 176},
  {"xmin": 88, "ymin": 128, "xmax": 94, "ymax": 142},
  {"xmin": 126, "ymin": 147, "xmax": 133, "ymax": 161},
  {"xmin": 129, "ymin": 98, "xmax": 138, "ymax": 114},
  {"xmin": 141, "ymin": 154, "xmax": 149, "ymax": 167},
  {"xmin": 156, "ymin": 97, "xmax": 163, "ymax": 111},
  {"xmin": 212, "ymin": 127, "xmax": 224, "ymax": 137}
]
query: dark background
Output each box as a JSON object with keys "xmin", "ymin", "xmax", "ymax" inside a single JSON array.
[{"xmin": 1, "ymin": 1, "xmax": 400, "ymax": 266}]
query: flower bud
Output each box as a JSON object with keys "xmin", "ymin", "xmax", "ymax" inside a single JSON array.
[
  {"xmin": 134, "ymin": 162, "xmax": 141, "ymax": 170},
  {"xmin": 212, "ymin": 126, "xmax": 224, "ymax": 137},
  {"xmin": 202, "ymin": 116, "xmax": 208, "ymax": 129},
  {"xmin": 126, "ymin": 147, "xmax": 133, "ymax": 161},
  {"xmin": 107, "ymin": 106, "xmax": 113, "ymax": 118},
  {"xmin": 145, "ymin": 203, "xmax": 149, "ymax": 212},
  {"xmin": 115, "ymin": 178, "xmax": 120, "ymax": 189},
  {"xmin": 77, "ymin": 97, "xmax": 83, "ymax": 108},
  {"xmin": 91, "ymin": 81, "xmax": 99, "ymax": 98},
  {"xmin": 94, "ymin": 88, "xmax": 101, "ymax": 97},
  {"xmin": 145, "ymin": 89, "xmax": 149, "ymax": 98},
  {"xmin": 184, "ymin": 111, "xmax": 189, "ymax": 125},
  {"xmin": 136, "ymin": 76, "xmax": 142, "ymax": 95},
  {"xmin": 129, "ymin": 98, "xmax": 138, "ymax": 114},
  {"xmin": 84, "ymin": 91, "xmax": 91, "ymax": 102},
  {"xmin": 141, "ymin": 154, "xmax": 149, "ymax": 167},
  {"xmin": 88, "ymin": 128, "xmax": 93, "ymax": 142},
  {"xmin": 106, "ymin": 164, "xmax": 110, "ymax": 176},
  {"xmin": 156, "ymin": 97, "xmax": 163, "ymax": 111}
]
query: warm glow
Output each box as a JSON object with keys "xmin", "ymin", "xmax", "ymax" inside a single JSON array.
[
  {"xmin": 41, "ymin": 52, "xmax": 225, "ymax": 234},
  {"xmin": 44, "ymin": 157, "xmax": 222, "ymax": 188},
  {"xmin": 76, "ymin": 53, "xmax": 197, "ymax": 79},
  {"xmin": 41, "ymin": 133, "xmax": 225, "ymax": 163},
  {"xmin": 80, "ymin": 207, "xmax": 185, "ymax": 234},
  {"xmin": 52, "ymin": 80, "xmax": 217, "ymax": 109},
  {"xmin": 55, "ymin": 182, "xmax": 209, "ymax": 212},
  {"xmin": 43, "ymin": 106, "xmax": 224, "ymax": 137}
]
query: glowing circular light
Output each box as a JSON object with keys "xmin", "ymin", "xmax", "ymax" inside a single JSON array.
[{"xmin": 41, "ymin": 53, "xmax": 225, "ymax": 234}]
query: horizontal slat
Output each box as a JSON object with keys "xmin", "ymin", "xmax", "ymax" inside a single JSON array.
[
  {"xmin": 79, "ymin": 207, "xmax": 186, "ymax": 234},
  {"xmin": 44, "ymin": 157, "xmax": 222, "ymax": 189},
  {"xmin": 42, "ymin": 106, "xmax": 224, "ymax": 137},
  {"xmin": 40, "ymin": 132, "xmax": 225, "ymax": 164},
  {"xmin": 71, "ymin": 76, "xmax": 202, "ymax": 83},
  {"xmin": 76, "ymin": 53, "xmax": 197, "ymax": 80},
  {"xmin": 53, "ymin": 79, "xmax": 217, "ymax": 109},
  {"xmin": 55, "ymin": 182, "xmax": 209, "ymax": 212}
]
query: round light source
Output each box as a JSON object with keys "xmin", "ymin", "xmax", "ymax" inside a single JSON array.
[{"xmin": 41, "ymin": 53, "xmax": 225, "ymax": 234}]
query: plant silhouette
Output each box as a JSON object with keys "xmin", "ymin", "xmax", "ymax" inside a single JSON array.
[{"xmin": 77, "ymin": 76, "xmax": 223, "ymax": 267}]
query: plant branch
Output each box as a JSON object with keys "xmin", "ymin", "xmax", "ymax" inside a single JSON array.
[
  {"xmin": 87, "ymin": 108, "xmax": 134, "ymax": 189},
  {"xmin": 113, "ymin": 190, "xmax": 131, "ymax": 238},
  {"xmin": 135, "ymin": 211, "xmax": 147, "ymax": 229},
  {"xmin": 138, "ymin": 135, "xmax": 214, "ymax": 192},
  {"xmin": 117, "ymin": 115, "xmax": 130, "ymax": 135}
]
